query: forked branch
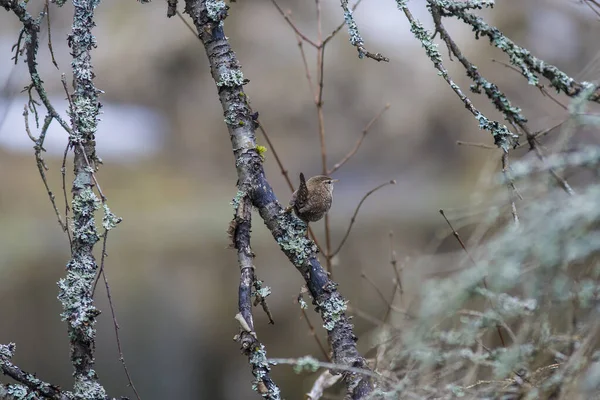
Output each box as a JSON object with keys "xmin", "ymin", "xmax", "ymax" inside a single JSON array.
[{"xmin": 183, "ymin": 1, "xmax": 374, "ymax": 397}]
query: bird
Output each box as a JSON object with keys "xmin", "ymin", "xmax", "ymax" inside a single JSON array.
[{"xmin": 287, "ymin": 173, "xmax": 338, "ymax": 223}]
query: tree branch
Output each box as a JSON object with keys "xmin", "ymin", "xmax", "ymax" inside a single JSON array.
[
  {"xmin": 0, "ymin": 343, "xmax": 72, "ymax": 400},
  {"xmin": 231, "ymin": 194, "xmax": 282, "ymax": 399},
  {"xmin": 55, "ymin": 0, "xmax": 108, "ymax": 397},
  {"xmin": 183, "ymin": 1, "xmax": 374, "ymax": 397}
]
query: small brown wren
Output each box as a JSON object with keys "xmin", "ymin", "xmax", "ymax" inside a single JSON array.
[{"xmin": 287, "ymin": 173, "xmax": 338, "ymax": 223}]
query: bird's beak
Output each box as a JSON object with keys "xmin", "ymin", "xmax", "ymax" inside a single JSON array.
[{"xmin": 331, "ymin": 179, "xmax": 339, "ymax": 183}]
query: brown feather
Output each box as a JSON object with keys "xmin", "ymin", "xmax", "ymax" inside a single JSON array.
[{"xmin": 289, "ymin": 173, "xmax": 337, "ymax": 223}]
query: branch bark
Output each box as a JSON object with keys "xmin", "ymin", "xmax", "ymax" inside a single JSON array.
[
  {"xmin": 56, "ymin": 0, "xmax": 107, "ymax": 397},
  {"xmin": 183, "ymin": 1, "xmax": 374, "ymax": 398},
  {"xmin": 231, "ymin": 195, "xmax": 282, "ymax": 399}
]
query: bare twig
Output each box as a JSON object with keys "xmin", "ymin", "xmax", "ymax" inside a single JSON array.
[
  {"xmin": 298, "ymin": 291, "xmax": 331, "ymax": 361},
  {"xmin": 491, "ymin": 59, "xmax": 568, "ymax": 110},
  {"xmin": 269, "ymin": 357, "xmax": 386, "ymax": 383},
  {"xmin": 24, "ymin": 107, "xmax": 68, "ymax": 234},
  {"xmin": 44, "ymin": 0, "xmax": 59, "ymax": 69},
  {"xmin": 296, "ymin": 36, "xmax": 316, "ymax": 98},
  {"xmin": 438, "ymin": 209, "xmax": 506, "ymax": 347},
  {"xmin": 456, "ymin": 141, "xmax": 497, "ymax": 150},
  {"xmin": 329, "ymin": 103, "xmax": 390, "ymax": 174},
  {"xmin": 360, "ymin": 272, "xmax": 406, "ymax": 315},
  {"xmin": 257, "ymin": 122, "xmax": 295, "ymax": 191},
  {"xmin": 382, "ymin": 231, "xmax": 403, "ymax": 324},
  {"xmin": 61, "ymin": 142, "xmax": 72, "ymax": 246},
  {"xmin": 331, "ymin": 180, "xmax": 396, "ymax": 257},
  {"xmin": 501, "ymin": 150, "xmax": 520, "ymax": 226},
  {"xmin": 269, "ymin": 0, "xmax": 319, "ymax": 48},
  {"xmin": 100, "ymin": 256, "xmax": 142, "ymax": 400}
]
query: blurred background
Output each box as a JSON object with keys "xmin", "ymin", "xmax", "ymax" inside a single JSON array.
[{"xmin": 0, "ymin": 0, "xmax": 599, "ymax": 398}]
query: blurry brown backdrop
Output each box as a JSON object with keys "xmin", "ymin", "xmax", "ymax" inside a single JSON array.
[{"xmin": 0, "ymin": 0, "xmax": 599, "ymax": 399}]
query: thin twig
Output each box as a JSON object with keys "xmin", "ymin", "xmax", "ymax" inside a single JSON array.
[
  {"xmin": 24, "ymin": 107, "xmax": 68, "ymax": 233},
  {"xmin": 382, "ymin": 231, "xmax": 403, "ymax": 324},
  {"xmin": 328, "ymin": 103, "xmax": 390, "ymax": 174},
  {"xmin": 61, "ymin": 143, "xmax": 72, "ymax": 246},
  {"xmin": 177, "ymin": 9, "xmax": 197, "ymax": 37},
  {"xmin": 77, "ymin": 142, "xmax": 106, "ymax": 201},
  {"xmin": 360, "ymin": 272, "xmax": 406, "ymax": 315},
  {"xmin": 311, "ymin": 0, "xmax": 332, "ymax": 275},
  {"xmin": 501, "ymin": 150, "xmax": 520, "ymax": 226},
  {"xmin": 100, "ymin": 247, "xmax": 142, "ymax": 400},
  {"xmin": 269, "ymin": 0, "xmax": 319, "ymax": 48},
  {"xmin": 300, "ymin": 306, "xmax": 331, "ymax": 361},
  {"xmin": 296, "ymin": 37, "xmax": 316, "ymax": 98},
  {"xmin": 269, "ymin": 357, "xmax": 386, "ymax": 383},
  {"xmin": 456, "ymin": 141, "xmax": 497, "ymax": 150},
  {"xmin": 257, "ymin": 123, "xmax": 294, "ymax": 192},
  {"xmin": 438, "ymin": 209, "xmax": 506, "ymax": 347},
  {"xmin": 331, "ymin": 180, "xmax": 396, "ymax": 257},
  {"xmin": 491, "ymin": 59, "xmax": 568, "ymax": 110},
  {"xmin": 430, "ymin": 7, "xmax": 574, "ymax": 196},
  {"xmin": 44, "ymin": 0, "xmax": 58, "ymax": 69},
  {"xmin": 91, "ymin": 230, "xmax": 109, "ymax": 297}
]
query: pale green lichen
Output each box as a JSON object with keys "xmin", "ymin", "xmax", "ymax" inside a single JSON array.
[
  {"xmin": 0, "ymin": 343, "xmax": 15, "ymax": 359},
  {"xmin": 470, "ymin": 77, "xmax": 527, "ymax": 124},
  {"xmin": 395, "ymin": 0, "xmax": 408, "ymax": 9},
  {"xmin": 101, "ymin": 204, "xmax": 121, "ymax": 231},
  {"xmin": 318, "ymin": 296, "xmax": 348, "ymax": 331},
  {"xmin": 217, "ymin": 70, "xmax": 244, "ymax": 88},
  {"xmin": 275, "ymin": 212, "xmax": 317, "ymax": 265},
  {"xmin": 407, "ymin": 18, "xmax": 442, "ymax": 65},
  {"xmin": 298, "ymin": 297, "xmax": 308, "ymax": 310},
  {"xmin": 253, "ymin": 280, "xmax": 272, "ymax": 299},
  {"xmin": 224, "ymin": 103, "xmax": 246, "ymax": 126},
  {"xmin": 342, "ymin": 4, "xmax": 365, "ymax": 58},
  {"xmin": 73, "ymin": 371, "xmax": 106, "ymax": 399},
  {"xmin": 230, "ymin": 190, "xmax": 246, "ymax": 209},
  {"xmin": 292, "ymin": 356, "xmax": 320, "ymax": 374},
  {"xmin": 475, "ymin": 113, "xmax": 517, "ymax": 151},
  {"xmin": 429, "ymin": 0, "xmax": 494, "ymax": 12},
  {"xmin": 206, "ymin": 0, "xmax": 227, "ymax": 21}
]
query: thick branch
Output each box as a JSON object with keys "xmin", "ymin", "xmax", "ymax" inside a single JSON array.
[
  {"xmin": 55, "ymin": 0, "xmax": 107, "ymax": 397},
  {"xmin": 232, "ymin": 195, "xmax": 281, "ymax": 399},
  {"xmin": 183, "ymin": 1, "xmax": 374, "ymax": 397}
]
